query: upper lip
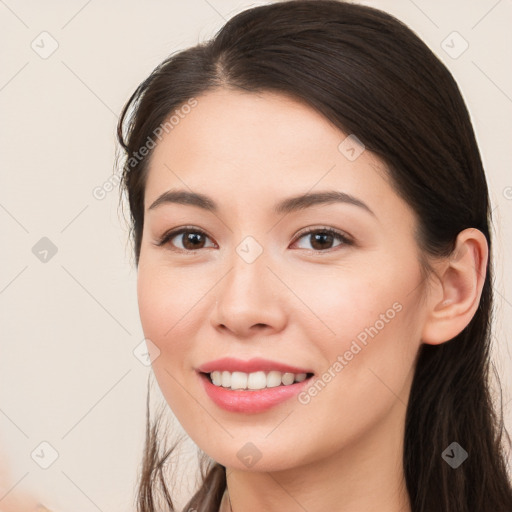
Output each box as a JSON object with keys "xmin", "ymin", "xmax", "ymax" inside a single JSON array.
[{"xmin": 197, "ymin": 357, "xmax": 313, "ymax": 375}]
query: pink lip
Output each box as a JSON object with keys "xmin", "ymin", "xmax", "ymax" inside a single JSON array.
[
  {"xmin": 198, "ymin": 373, "xmax": 312, "ymax": 413},
  {"xmin": 196, "ymin": 357, "xmax": 314, "ymax": 414},
  {"xmin": 196, "ymin": 357, "xmax": 313, "ymax": 374}
]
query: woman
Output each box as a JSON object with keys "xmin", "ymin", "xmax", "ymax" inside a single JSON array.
[
  {"xmin": 3, "ymin": 1, "xmax": 509, "ymax": 511},
  {"xmin": 115, "ymin": 0, "xmax": 512, "ymax": 511}
]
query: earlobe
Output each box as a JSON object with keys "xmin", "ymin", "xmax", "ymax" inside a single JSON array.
[{"xmin": 421, "ymin": 228, "xmax": 488, "ymax": 346}]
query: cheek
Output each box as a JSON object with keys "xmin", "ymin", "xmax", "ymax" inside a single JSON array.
[
  {"xmin": 292, "ymin": 264, "xmax": 409, "ymax": 348},
  {"xmin": 137, "ymin": 270, "xmax": 169, "ymax": 345},
  {"xmin": 137, "ymin": 263, "xmax": 207, "ymax": 343},
  {"xmin": 136, "ymin": 264, "xmax": 197, "ymax": 386},
  {"xmin": 136, "ymin": 265, "xmax": 201, "ymax": 419},
  {"xmin": 292, "ymin": 276, "xmax": 421, "ymax": 455},
  {"xmin": 300, "ymin": 258, "xmax": 423, "ymax": 393}
]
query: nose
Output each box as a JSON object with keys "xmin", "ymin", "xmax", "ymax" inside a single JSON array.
[{"xmin": 212, "ymin": 251, "xmax": 287, "ymax": 338}]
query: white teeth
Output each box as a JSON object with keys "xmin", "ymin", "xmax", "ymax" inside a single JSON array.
[
  {"xmin": 211, "ymin": 371, "xmax": 222, "ymax": 386},
  {"xmin": 267, "ymin": 370, "xmax": 282, "ymax": 388},
  {"xmin": 230, "ymin": 371, "xmax": 248, "ymax": 390},
  {"xmin": 208, "ymin": 370, "xmax": 310, "ymax": 390},
  {"xmin": 221, "ymin": 371, "xmax": 231, "ymax": 387},
  {"xmin": 281, "ymin": 372, "xmax": 295, "ymax": 385},
  {"xmin": 247, "ymin": 371, "xmax": 267, "ymax": 390}
]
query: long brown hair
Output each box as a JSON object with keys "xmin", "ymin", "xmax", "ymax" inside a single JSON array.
[{"xmin": 116, "ymin": 1, "xmax": 512, "ymax": 510}]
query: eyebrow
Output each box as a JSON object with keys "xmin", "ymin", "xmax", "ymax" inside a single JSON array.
[{"xmin": 148, "ymin": 189, "xmax": 375, "ymax": 217}]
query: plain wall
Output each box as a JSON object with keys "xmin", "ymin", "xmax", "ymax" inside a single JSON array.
[{"xmin": 1, "ymin": 1, "xmax": 511, "ymax": 510}]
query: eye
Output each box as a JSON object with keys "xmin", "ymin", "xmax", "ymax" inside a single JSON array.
[
  {"xmin": 155, "ymin": 226, "xmax": 216, "ymax": 252},
  {"xmin": 155, "ymin": 225, "xmax": 352, "ymax": 253},
  {"xmin": 291, "ymin": 227, "xmax": 352, "ymax": 252}
]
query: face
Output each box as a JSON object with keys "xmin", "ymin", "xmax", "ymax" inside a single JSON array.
[{"xmin": 137, "ymin": 88, "xmax": 428, "ymax": 472}]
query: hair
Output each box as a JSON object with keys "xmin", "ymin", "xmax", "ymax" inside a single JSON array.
[{"xmin": 115, "ymin": 1, "xmax": 512, "ymax": 510}]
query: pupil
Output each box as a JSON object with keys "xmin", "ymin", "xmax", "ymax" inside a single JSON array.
[
  {"xmin": 312, "ymin": 232, "xmax": 332, "ymax": 249},
  {"xmin": 185, "ymin": 233, "xmax": 204, "ymax": 249}
]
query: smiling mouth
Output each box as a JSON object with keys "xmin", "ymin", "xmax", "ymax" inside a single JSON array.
[{"xmin": 201, "ymin": 370, "xmax": 315, "ymax": 391}]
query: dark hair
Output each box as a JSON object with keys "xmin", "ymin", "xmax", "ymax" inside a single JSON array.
[{"xmin": 116, "ymin": 1, "xmax": 512, "ymax": 510}]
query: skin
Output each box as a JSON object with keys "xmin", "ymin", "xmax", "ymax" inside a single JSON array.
[{"xmin": 136, "ymin": 88, "xmax": 488, "ymax": 512}]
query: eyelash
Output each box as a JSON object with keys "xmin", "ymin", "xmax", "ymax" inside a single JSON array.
[{"xmin": 155, "ymin": 225, "xmax": 353, "ymax": 254}]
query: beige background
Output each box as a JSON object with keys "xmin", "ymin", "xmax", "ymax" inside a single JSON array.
[{"xmin": 1, "ymin": 0, "xmax": 511, "ymax": 510}]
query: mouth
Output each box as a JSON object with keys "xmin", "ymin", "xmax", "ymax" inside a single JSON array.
[
  {"xmin": 196, "ymin": 357, "xmax": 315, "ymax": 413},
  {"xmin": 199, "ymin": 370, "xmax": 315, "ymax": 391},
  {"xmin": 197, "ymin": 369, "xmax": 315, "ymax": 413}
]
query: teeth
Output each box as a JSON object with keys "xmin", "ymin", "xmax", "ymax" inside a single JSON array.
[
  {"xmin": 248, "ymin": 371, "xmax": 267, "ymax": 389},
  {"xmin": 282, "ymin": 372, "xmax": 295, "ymax": 385},
  {"xmin": 267, "ymin": 370, "xmax": 282, "ymax": 388},
  {"xmin": 211, "ymin": 371, "xmax": 222, "ymax": 386},
  {"xmin": 209, "ymin": 370, "xmax": 309, "ymax": 390},
  {"xmin": 231, "ymin": 371, "xmax": 247, "ymax": 390},
  {"xmin": 221, "ymin": 371, "xmax": 231, "ymax": 387}
]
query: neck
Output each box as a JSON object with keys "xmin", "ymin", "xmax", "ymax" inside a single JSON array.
[{"xmin": 225, "ymin": 399, "xmax": 411, "ymax": 512}]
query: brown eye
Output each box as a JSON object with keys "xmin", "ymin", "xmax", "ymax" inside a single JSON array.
[
  {"xmin": 293, "ymin": 228, "xmax": 352, "ymax": 251},
  {"xmin": 175, "ymin": 231, "xmax": 208, "ymax": 250},
  {"xmin": 157, "ymin": 228, "xmax": 216, "ymax": 252}
]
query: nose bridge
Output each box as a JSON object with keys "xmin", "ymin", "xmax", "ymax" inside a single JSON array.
[
  {"xmin": 214, "ymin": 238, "xmax": 285, "ymax": 334},
  {"xmin": 223, "ymin": 238, "xmax": 271, "ymax": 304}
]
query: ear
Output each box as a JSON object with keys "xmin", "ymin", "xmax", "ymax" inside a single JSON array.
[{"xmin": 421, "ymin": 228, "xmax": 489, "ymax": 345}]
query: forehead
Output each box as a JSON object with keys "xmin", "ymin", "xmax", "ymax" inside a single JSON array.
[
  {"xmin": 143, "ymin": 88, "xmax": 409, "ymax": 227},
  {"xmin": 149, "ymin": 88, "xmax": 344, "ymax": 171}
]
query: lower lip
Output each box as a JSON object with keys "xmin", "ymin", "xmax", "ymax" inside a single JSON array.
[{"xmin": 198, "ymin": 372, "xmax": 312, "ymax": 413}]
